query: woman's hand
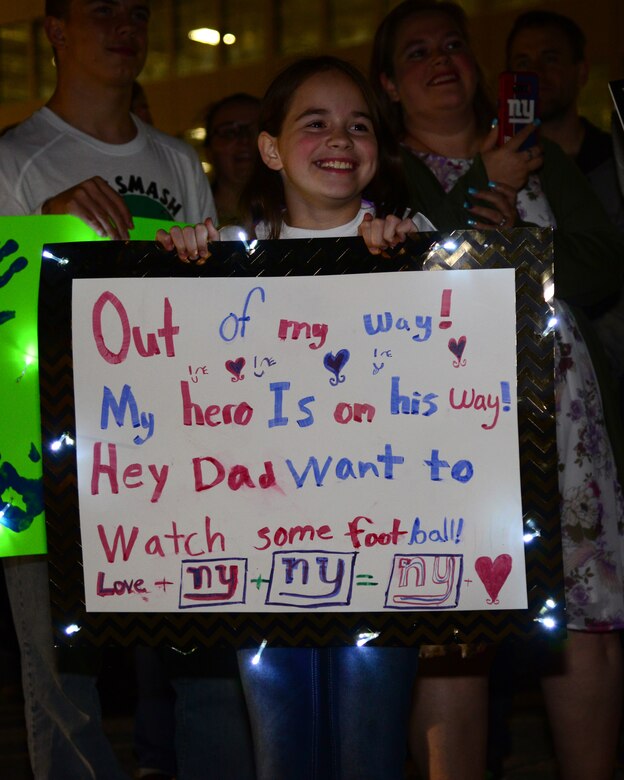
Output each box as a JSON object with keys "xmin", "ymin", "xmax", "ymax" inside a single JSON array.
[
  {"xmin": 358, "ymin": 212, "xmax": 418, "ymax": 255},
  {"xmin": 464, "ymin": 181, "xmax": 519, "ymax": 229},
  {"xmin": 480, "ymin": 121, "xmax": 543, "ymax": 191},
  {"xmin": 155, "ymin": 218, "xmax": 219, "ymax": 264}
]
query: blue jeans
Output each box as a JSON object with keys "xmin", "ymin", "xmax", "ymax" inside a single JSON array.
[
  {"xmin": 3, "ymin": 555, "xmax": 128, "ymax": 779},
  {"xmin": 237, "ymin": 646, "xmax": 418, "ymax": 780}
]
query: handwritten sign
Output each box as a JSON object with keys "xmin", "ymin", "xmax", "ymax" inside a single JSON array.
[{"xmin": 71, "ymin": 267, "xmax": 526, "ymax": 613}]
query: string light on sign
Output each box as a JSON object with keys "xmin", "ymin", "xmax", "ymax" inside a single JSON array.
[
  {"xmin": 534, "ymin": 598, "xmax": 559, "ymax": 631},
  {"xmin": 49, "ymin": 432, "xmax": 75, "ymax": 453},
  {"xmin": 523, "ymin": 517, "xmax": 541, "ymax": 544},
  {"xmin": 218, "ymin": 227, "xmax": 259, "ymax": 254},
  {"xmin": 16, "ymin": 352, "xmax": 35, "ymax": 383},
  {"xmin": 251, "ymin": 638, "xmax": 268, "ymax": 665},
  {"xmin": 237, "ymin": 231, "xmax": 259, "ymax": 256},
  {"xmin": 0, "ymin": 503, "xmax": 21, "ymax": 533},
  {"xmin": 541, "ymin": 314, "xmax": 558, "ymax": 338},
  {"xmin": 42, "ymin": 249, "xmax": 69, "ymax": 265},
  {"xmin": 356, "ymin": 630, "xmax": 380, "ymax": 647}
]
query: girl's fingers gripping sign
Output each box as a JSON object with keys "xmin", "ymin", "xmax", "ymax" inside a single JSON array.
[
  {"xmin": 358, "ymin": 212, "xmax": 418, "ymax": 255},
  {"xmin": 155, "ymin": 218, "xmax": 219, "ymax": 264}
]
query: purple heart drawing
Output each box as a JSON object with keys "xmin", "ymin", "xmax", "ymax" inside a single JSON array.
[
  {"xmin": 475, "ymin": 554, "xmax": 512, "ymax": 604},
  {"xmin": 323, "ymin": 349, "xmax": 350, "ymax": 385},
  {"xmin": 225, "ymin": 357, "xmax": 245, "ymax": 381},
  {"xmin": 448, "ymin": 336, "xmax": 467, "ymax": 366}
]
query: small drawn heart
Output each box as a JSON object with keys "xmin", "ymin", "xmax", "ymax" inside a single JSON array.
[
  {"xmin": 225, "ymin": 357, "xmax": 245, "ymax": 380},
  {"xmin": 448, "ymin": 336, "xmax": 467, "ymax": 362},
  {"xmin": 323, "ymin": 349, "xmax": 350, "ymax": 385},
  {"xmin": 475, "ymin": 554, "xmax": 512, "ymax": 604}
]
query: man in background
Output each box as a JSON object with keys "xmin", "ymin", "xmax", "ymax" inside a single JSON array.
[
  {"xmin": 506, "ymin": 9, "xmax": 624, "ymax": 231},
  {"xmin": 507, "ymin": 9, "xmax": 624, "ymax": 381}
]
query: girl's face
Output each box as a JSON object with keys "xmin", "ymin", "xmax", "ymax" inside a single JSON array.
[
  {"xmin": 259, "ymin": 69, "xmax": 378, "ymax": 228},
  {"xmin": 382, "ymin": 11, "xmax": 478, "ymax": 122}
]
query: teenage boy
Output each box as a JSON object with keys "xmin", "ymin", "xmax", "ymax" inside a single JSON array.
[{"xmin": 0, "ymin": 2, "xmax": 215, "ymax": 776}]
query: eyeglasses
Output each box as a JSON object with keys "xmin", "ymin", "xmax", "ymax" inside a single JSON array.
[{"xmin": 209, "ymin": 121, "xmax": 258, "ymax": 142}]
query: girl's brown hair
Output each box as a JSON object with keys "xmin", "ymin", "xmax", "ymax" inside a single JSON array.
[
  {"xmin": 245, "ymin": 56, "xmax": 409, "ymax": 239},
  {"xmin": 370, "ymin": 0, "xmax": 494, "ymax": 139}
]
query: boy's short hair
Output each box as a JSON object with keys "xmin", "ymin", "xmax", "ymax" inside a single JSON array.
[{"xmin": 506, "ymin": 10, "xmax": 586, "ymax": 64}]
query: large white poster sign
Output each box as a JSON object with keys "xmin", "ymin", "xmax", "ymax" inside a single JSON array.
[{"xmin": 72, "ymin": 269, "xmax": 526, "ymax": 613}]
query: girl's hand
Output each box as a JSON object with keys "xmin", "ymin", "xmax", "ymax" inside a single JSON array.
[
  {"xmin": 464, "ymin": 181, "xmax": 519, "ymax": 229},
  {"xmin": 155, "ymin": 218, "xmax": 219, "ymax": 264},
  {"xmin": 358, "ymin": 213, "xmax": 418, "ymax": 255},
  {"xmin": 480, "ymin": 121, "xmax": 543, "ymax": 191}
]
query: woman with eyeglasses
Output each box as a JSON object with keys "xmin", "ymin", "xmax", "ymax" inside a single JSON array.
[{"xmin": 204, "ymin": 92, "xmax": 261, "ymax": 234}]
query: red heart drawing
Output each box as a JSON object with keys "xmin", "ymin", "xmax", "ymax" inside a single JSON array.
[
  {"xmin": 475, "ymin": 554, "xmax": 512, "ymax": 604},
  {"xmin": 225, "ymin": 357, "xmax": 245, "ymax": 381}
]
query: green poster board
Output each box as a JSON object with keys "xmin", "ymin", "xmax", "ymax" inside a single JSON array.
[{"xmin": 0, "ymin": 215, "xmax": 172, "ymax": 557}]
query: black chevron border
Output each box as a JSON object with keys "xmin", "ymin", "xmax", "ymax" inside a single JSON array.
[{"xmin": 39, "ymin": 228, "xmax": 563, "ymax": 648}]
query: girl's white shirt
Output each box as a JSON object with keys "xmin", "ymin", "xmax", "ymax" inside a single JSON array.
[{"xmin": 219, "ymin": 201, "xmax": 435, "ymax": 240}]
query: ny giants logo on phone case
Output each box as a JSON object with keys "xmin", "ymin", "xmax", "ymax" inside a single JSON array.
[
  {"xmin": 498, "ymin": 71, "xmax": 539, "ymax": 150},
  {"xmin": 505, "ymin": 97, "xmax": 535, "ymax": 124}
]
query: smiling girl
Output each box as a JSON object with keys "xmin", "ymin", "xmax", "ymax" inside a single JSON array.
[
  {"xmin": 157, "ymin": 56, "xmax": 433, "ymax": 258},
  {"xmin": 158, "ymin": 56, "xmax": 431, "ymax": 780}
]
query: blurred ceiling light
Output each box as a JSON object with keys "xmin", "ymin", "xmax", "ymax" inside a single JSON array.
[
  {"xmin": 223, "ymin": 33, "xmax": 236, "ymax": 45},
  {"xmin": 188, "ymin": 28, "xmax": 221, "ymax": 45},
  {"xmin": 188, "ymin": 127, "xmax": 207, "ymax": 141}
]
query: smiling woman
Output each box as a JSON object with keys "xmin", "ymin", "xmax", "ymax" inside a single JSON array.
[
  {"xmin": 381, "ymin": 12, "xmax": 479, "ymax": 139},
  {"xmin": 370, "ymin": 4, "xmax": 624, "ymax": 780}
]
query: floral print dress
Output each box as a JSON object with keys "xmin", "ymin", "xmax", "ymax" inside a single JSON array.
[{"xmin": 415, "ymin": 151, "xmax": 624, "ymax": 631}]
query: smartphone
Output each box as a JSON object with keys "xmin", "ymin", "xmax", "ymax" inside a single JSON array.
[{"xmin": 497, "ymin": 71, "xmax": 539, "ymax": 150}]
